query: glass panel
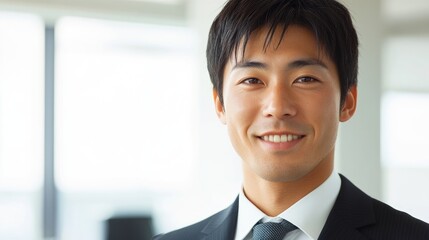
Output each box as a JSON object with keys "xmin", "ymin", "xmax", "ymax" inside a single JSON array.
[
  {"xmin": 0, "ymin": 12, "xmax": 44, "ymax": 240},
  {"xmin": 55, "ymin": 16, "xmax": 197, "ymax": 240},
  {"xmin": 381, "ymin": 92, "xmax": 429, "ymax": 222},
  {"xmin": 382, "ymin": 35, "xmax": 429, "ymax": 222},
  {"xmin": 381, "ymin": 92, "xmax": 429, "ymax": 167},
  {"xmin": 383, "ymin": 36, "xmax": 429, "ymax": 91}
]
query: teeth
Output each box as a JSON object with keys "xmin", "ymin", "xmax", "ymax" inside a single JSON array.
[{"xmin": 262, "ymin": 134, "xmax": 301, "ymax": 143}]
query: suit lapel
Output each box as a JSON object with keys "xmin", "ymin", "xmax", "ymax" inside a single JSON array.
[
  {"xmin": 201, "ymin": 197, "xmax": 239, "ymax": 240},
  {"xmin": 318, "ymin": 175, "xmax": 376, "ymax": 240}
]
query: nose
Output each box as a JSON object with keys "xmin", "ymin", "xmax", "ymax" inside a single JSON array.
[{"xmin": 262, "ymin": 84, "xmax": 297, "ymax": 119}]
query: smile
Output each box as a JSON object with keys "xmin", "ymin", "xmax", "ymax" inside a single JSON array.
[{"xmin": 261, "ymin": 134, "xmax": 303, "ymax": 143}]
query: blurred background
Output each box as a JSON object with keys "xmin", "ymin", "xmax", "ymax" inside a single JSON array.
[{"xmin": 0, "ymin": 0, "xmax": 428, "ymax": 239}]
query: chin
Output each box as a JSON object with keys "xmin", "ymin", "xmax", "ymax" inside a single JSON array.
[{"xmin": 257, "ymin": 167, "xmax": 309, "ymax": 183}]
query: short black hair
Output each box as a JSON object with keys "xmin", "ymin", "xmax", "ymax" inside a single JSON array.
[{"xmin": 207, "ymin": 0, "xmax": 358, "ymax": 107}]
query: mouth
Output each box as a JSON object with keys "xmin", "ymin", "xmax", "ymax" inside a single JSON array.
[{"xmin": 258, "ymin": 133, "xmax": 304, "ymax": 143}]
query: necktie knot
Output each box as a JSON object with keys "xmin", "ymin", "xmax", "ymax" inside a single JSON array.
[{"xmin": 252, "ymin": 219, "xmax": 297, "ymax": 240}]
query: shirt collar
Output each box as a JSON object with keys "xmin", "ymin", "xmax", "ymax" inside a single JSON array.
[
  {"xmin": 235, "ymin": 171, "xmax": 341, "ymax": 240},
  {"xmin": 236, "ymin": 187, "xmax": 266, "ymax": 240}
]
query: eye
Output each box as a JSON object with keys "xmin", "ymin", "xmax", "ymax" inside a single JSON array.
[
  {"xmin": 294, "ymin": 76, "xmax": 318, "ymax": 84},
  {"xmin": 241, "ymin": 78, "xmax": 263, "ymax": 85}
]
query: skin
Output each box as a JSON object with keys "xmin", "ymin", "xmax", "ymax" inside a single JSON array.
[{"xmin": 213, "ymin": 25, "xmax": 357, "ymax": 216}]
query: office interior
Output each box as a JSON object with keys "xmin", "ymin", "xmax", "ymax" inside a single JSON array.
[{"xmin": 0, "ymin": 0, "xmax": 428, "ymax": 239}]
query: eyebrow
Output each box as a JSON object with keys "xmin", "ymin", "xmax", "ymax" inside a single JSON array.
[
  {"xmin": 231, "ymin": 61, "xmax": 267, "ymax": 70},
  {"xmin": 231, "ymin": 58, "xmax": 329, "ymax": 71}
]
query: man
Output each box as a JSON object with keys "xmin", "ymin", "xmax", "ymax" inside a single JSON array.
[{"xmin": 155, "ymin": 0, "xmax": 429, "ymax": 239}]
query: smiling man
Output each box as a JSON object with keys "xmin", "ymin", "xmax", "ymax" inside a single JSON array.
[{"xmin": 154, "ymin": 0, "xmax": 429, "ymax": 239}]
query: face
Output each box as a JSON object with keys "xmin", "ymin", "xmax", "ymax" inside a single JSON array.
[{"xmin": 214, "ymin": 25, "xmax": 357, "ymax": 183}]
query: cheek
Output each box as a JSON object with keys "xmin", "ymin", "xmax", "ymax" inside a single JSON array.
[
  {"xmin": 305, "ymin": 90, "xmax": 340, "ymax": 138},
  {"xmin": 317, "ymin": 96, "xmax": 340, "ymax": 147},
  {"xmin": 224, "ymin": 92, "xmax": 260, "ymax": 149},
  {"xmin": 224, "ymin": 92, "xmax": 259, "ymax": 125}
]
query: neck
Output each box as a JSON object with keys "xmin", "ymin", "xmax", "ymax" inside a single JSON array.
[{"xmin": 242, "ymin": 157, "xmax": 333, "ymax": 217}]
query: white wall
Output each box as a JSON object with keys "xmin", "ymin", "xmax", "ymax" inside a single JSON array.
[
  {"xmin": 336, "ymin": 0, "xmax": 382, "ymax": 199},
  {"xmin": 187, "ymin": 0, "xmax": 242, "ymax": 217}
]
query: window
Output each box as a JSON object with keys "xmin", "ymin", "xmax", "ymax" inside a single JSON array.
[
  {"xmin": 382, "ymin": 35, "xmax": 429, "ymax": 222},
  {"xmin": 382, "ymin": 92, "xmax": 429, "ymax": 167},
  {"xmin": 55, "ymin": 17, "xmax": 197, "ymax": 240},
  {"xmin": 0, "ymin": 12, "xmax": 44, "ymax": 240}
]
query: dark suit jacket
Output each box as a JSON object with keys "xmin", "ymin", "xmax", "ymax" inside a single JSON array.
[{"xmin": 154, "ymin": 175, "xmax": 429, "ymax": 239}]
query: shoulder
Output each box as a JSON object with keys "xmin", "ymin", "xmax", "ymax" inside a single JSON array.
[
  {"xmin": 154, "ymin": 198, "xmax": 239, "ymax": 240},
  {"xmin": 363, "ymin": 197, "xmax": 429, "ymax": 239},
  {"xmin": 153, "ymin": 216, "xmax": 211, "ymax": 240},
  {"xmin": 337, "ymin": 175, "xmax": 429, "ymax": 239}
]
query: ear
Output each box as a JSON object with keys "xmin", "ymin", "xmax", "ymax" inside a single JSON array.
[
  {"xmin": 340, "ymin": 85, "xmax": 357, "ymax": 122},
  {"xmin": 213, "ymin": 89, "xmax": 226, "ymax": 124}
]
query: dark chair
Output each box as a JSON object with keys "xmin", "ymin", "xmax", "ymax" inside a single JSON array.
[{"xmin": 106, "ymin": 216, "xmax": 154, "ymax": 240}]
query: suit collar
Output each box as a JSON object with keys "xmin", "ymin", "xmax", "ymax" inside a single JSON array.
[
  {"xmin": 201, "ymin": 197, "xmax": 239, "ymax": 240},
  {"xmin": 197, "ymin": 175, "xmax": 377, "ymax": 240},
  {"xmin": 318, "ymin": 174, "xmax": 376, "ymax": 240}
]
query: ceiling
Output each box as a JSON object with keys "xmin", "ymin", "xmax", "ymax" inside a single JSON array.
[
  {"xmin": 383, "ymin": 0, "xmax": 429, "ymax": 22},
  {"xmin": 0, "ymin": 0, "xmax": 428, "ymax": 28},
  {"xmin": 0, "ymin": 0, "xmax": 187, "ymax": 25}
]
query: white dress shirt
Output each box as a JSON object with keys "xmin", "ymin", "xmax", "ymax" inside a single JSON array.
[{"xmin": 234, "ymin": 171, "xmax": 341, "ymax": 240}]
